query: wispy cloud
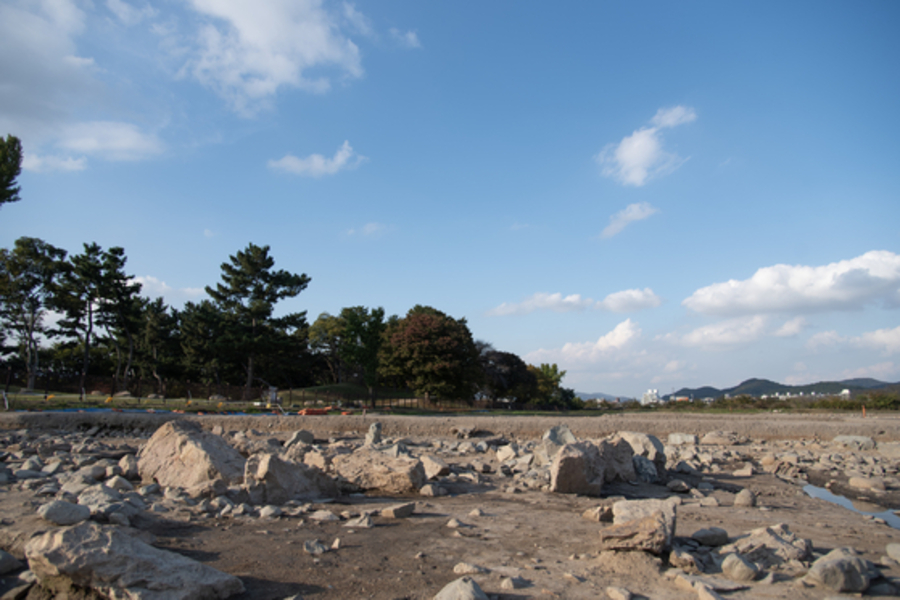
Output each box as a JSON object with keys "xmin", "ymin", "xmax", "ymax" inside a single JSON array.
[
  {"xmin": 672, "ymin": 316, "xmax": 769, "ymax": 348},
  {"xmin": 106, "ymin": 0, "xmax": 156, "ymax": 26},
  {"xmin": 269, "ymin": 141, "xmax": 366, "ymax": 177},
  {"xmin": 526, "ymin": 319, "xmax": 642, "ymax": 364},
  {"xmin": 597, "ymin": 288, "xmax": 661, "ymax": 312},
  {"xmin": 806, "ymin": 330, "xmax": 845, "ymax": 351},
  {"xmin": 178, "ymin": 0, "xmax": 363, "ymax": 115},
  {"xmin": 683, "ymin": 250, "xmax": 900, "ymax": 316},
  {"xmin": 595, "ymin": 105, "xmax": 696, "ymax": 186},
  {"xmin": 601, "ymin": 202, "xmax": 658, "ymax": 238},
  {"xmin": 390, "ymin": 28, "xmax": 421, "ymax": 48},
  {"xmin": 774, "ymin": 317, "xmax": 807, "ymax": 337},
  {"xmin": 346, "ymin": 222, "xmax": 391, "ymax": 238},
  {"xmin": 487, "ymin": 292, "xmax": 595, "ymax": 316},
  {"xmin": 22, "ymin": 154, "xmax": 86, "ymax": 173},
  {"xmin": 133, "ymin": 276, "xmax": 204, "ymax": 305},
  {"xmin": 58, "ymin": 121, "xmax": 163, "ymax": 161},
  {"xmin": 488, "ymin": 287, "xmax": 661, "ymax": 316}
]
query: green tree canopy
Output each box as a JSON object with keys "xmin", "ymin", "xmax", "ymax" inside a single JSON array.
[
  {"xmin": 0, "ymin": 135, "xmax": 23, "ymax": 208},
  {"xmin": 378, "ymin": 305, "xmax": 483, "ymax": 401},
  {"xmin": 205, "ymin": 243, "xmax": 310, "ymax": 399},
  {"xmin": 0, "ymin": 237, "xmax": 67, "ymax": 389},
  {"xmin": 480, "ymin": 349, "xmax": 537, "ymax": 403}
]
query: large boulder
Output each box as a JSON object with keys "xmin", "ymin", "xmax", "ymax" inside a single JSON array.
[
  {"xmin": 616, "ymin": 432, "xmax": 666, "ymax": 475},
  {"xmin": 549, "ymin": 442, "xmax": 605, "ymax": 496},
  {"xmin": 612, "ymin": 498, "xmax": 678, "ymax": 552},
  {"xmin": 550, "ymin": 439, "xmax": 636, "ymax": 496},
  {"xmin": 25, "ymin": 522, "xmax": 244, "ymax": 600},
  {"xmin": 599, "ymin": 512, "xmax": 670, "ymax": 555},
  {"xmin": 138, "ymin": 421, "xmax": 245, "ymax": 488},
  {"xmin": 719, "ymin": 523, "xmax": 812, "ymax": 569},
  {"xmin": 333, "ymin": 449, "xmax": 426, "ymax": 494},
  {"xmin": 833, "ymin": 435, "xmax": 876, "ymax": 452},
  {"xmin": 805, "ymin": 547, "xmax": 879, "ymax": 592},
  {"xmin": 244, "ymin": 453, "xmax": 338, "ymax": 505}
]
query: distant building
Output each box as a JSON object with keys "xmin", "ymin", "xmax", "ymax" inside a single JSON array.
[
  {"xmin": 840, "ymin": 389, "xmax": 851, "ymax": 399},
  {"xmin": 641, "ymin": 389, "xmax": 661, "ymax": 406}
]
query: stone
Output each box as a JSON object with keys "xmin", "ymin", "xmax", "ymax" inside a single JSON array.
[
  {"xmin": 543, "ymin": 424, "xmax": 577, "ymax": 447},
  {"xmin": 138, "ymin": 421, "xmax": 246, "ymax": 488},
  {"xmin": 309, "ymin": 510, "xmax": 340, "ymax": 522},
  {"xmin": 433, "ymin": 576, "xmax": 489, "ymax": 600},
  {"xmin": 669, "ymin": 547, "xmax": 698, "ymax": 572},
  {"xmin": 495, "ymin": 444, "xmax": 518, "ymax": 462},
  {"xmin": 721, "ymin": 553, "xmax": 758, "ymax": 582},
  {"xmin": 582, "ymin": 505, "xmax": 614, "ymax": 523},
  {"xmin": 420, "ymin": 484, "xmax": 448, "ymax": 497},
  {"xmin": 421, "ymin": 455, "xmax": 451, "ymax": 479},
  {"xmin": 805, "ymin": 547, "xmax": 879, "ymax": 593},
  {"xmin": 118, "ymin": 454, "xmax": 139, "ymax": 480},
  {"xmin": 719, "ymin": 524, "xmax": 811, "ymax": 569},
  {"xmin": 500, "ymin": 576, "xmax": 531, "ymax": 590},
  {"xmin": 365, "ymin": 422, "xmax": 382, "ymax": 446},
  {"xmin": 381, "ymin": 503, "xmax": 416, "ymax": 518},
  {"xmin": 344, "ymin": 514, "xmax": 373, "ymax": 528},
  {"xmin": 696, "ymin": 583, "xmax": 726, "ymax": 600},
  {"xmin": 617, "ymin": 431, "xmax": 666, "ymax": 474},
  {"xmin": 886, "ymin": 543, "xmax": 900, "ymax": 562},
  {"xmin": 0, "ymin": 549, "xmax": 23, "ymax": 575},
  {"xmin": 550, "ymin": 442, "xmax": 606, "ymax": 496},
  {"xmin": 106, "ymin": 475, "xmax": 134, "ymax": 493},
  {"xmin": 848, "ymin": 476, "xmax": 885, "ymax": 492},
  {"xmin": 701, "ymin": 431, "xmax": 743, "ymax": 446},
  {"xmin": 668, "ymin": 433, "xmax": 698, "ymax": 446},
  {"xmin": 333, "ymin": 449, "xmax": 426, "ymax": 494},
  {"xmin": 25, "ymin": 522, "xmax": 243, "ymax": 599},
  {"xmin": 286, "ymin": 430, "xmax": 315, "ymax": 446},
  {"xmin": 303, "ymin": 539, "xmax": 328, "ymax": 555},
  {"xmin": 733, "ymin": 489, "xmax": 756, "ymax": 507},
  {"xmin": 259, "ymin": 505, "xmax": 282, "ymax": 519},
  {"xmin": 692, "ymin": 527, "xmax": 729, "ymax": 547},
  {"xmin": 38, "ymin": 500, "xmax": 91, "ymax": 526},
  {"xmin": 632, "ymin": 455, "xmax": 659, "ymax": 483},
  {"xmin": 833, "ymin": 435, "xmax": 875, "ymax": 451},
  {"xmin": 599, "ymin": 512, "xmax": 670, "ymax": 555},
  {"xmin": 667, "ymin": 479, "xmax": 691, "ymax": 493},
  {"xmin": 732, "ymin": 465, "xmax": 754, "ymax": 477},
  {"xmin": 244, "ymin": 453, "xmax": 337, "ymax": 504},
  {"xmin": 452, "ymin": 562, "xmax": 489, "ymax": 575},
  {"xmin": 605, "ymin": 586, "xmax": 633, "ymax": 600}
]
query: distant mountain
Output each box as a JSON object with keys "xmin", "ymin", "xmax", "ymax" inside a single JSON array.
[{"xmin": 670, "ymin": 378, "xmax": 896, "ymax": 399}]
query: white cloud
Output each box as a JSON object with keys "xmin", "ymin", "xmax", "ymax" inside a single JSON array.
[
  {"xmin": 342, "ymin": 2, "xmax": 373, "ymax": 37},
  {"xmin": 597, "ymin": 288, "xmax": 661, "ymax": 312},
  {"xmin": 683, "ymin": 251, "xmax": 900, "ymax": 316},
  {"xmin": 268, "ymin": 140, "xmax": 365, "ymax": 177},
  {"xmin": 134, "ymin": 276, "xmax": 204, "ymax": 304},
  {"xmin": 856, "ymin": 326, "xmax": 900, "ymax": 355},
  {"xmin": 487, "ymin": 292, "xmax": 595, "ymax": 317},
  {"xmin": 346, "ymin": 222, "xmax": 390, "ymax": 238},
  {"xmin": 774, "ymin": 317, "xmax": 807, "ymax": 337},
  {"xmin": 595, "ymin": 105, "xmax": 695, "ymax": 186},
  {"xmin": 678, "ymin": 316, "xmax": 768, "ymax": 348},
  {"xmin": 840, "ymin": 362, "xmax": 898, "ymax": 381},
  {"xmin": 527, "ymin": 319, "xmax": 642, "ymax": 364},
  {"xmin": 106, "ymin": 0, "xmax": 156, "ymax": 26},
  {"xmin": 806, "ymin": 330, "xmax": 845, "ymax": 351},
  {"xmin": 58, "ymin": 121, "xmax": 163, "ymax": 161},
  {"xmin": 600, "ymin": 202, "xmax": 658, "ymax": 238},
  {"xmin": 22, "ymin": 153, "xmax": 86, "ymax": 173},
  {"xmin": 390, "ymin": 28, "xmax": 421, "ymax": 48},
  {"xmin": 181, "ymin": 0, "xmax": 363, "ymax": 114}
]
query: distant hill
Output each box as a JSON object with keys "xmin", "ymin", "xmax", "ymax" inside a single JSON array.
[{"xmin": 670, "ymin": 377, "xmax": 896, "ymax": 400}]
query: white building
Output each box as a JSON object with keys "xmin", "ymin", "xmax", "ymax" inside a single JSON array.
[{"xmin": 641, "ymin": 389, "xmax": 661, "ymax": 406}]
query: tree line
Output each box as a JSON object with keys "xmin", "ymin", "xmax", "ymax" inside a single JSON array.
[
  {"xmin": 0, "ymin": 238, "xmax": 577, "ymax": 407},
  {"xmin": 0, "ymin": 134, "xmax": 576, "ymax": 408}
]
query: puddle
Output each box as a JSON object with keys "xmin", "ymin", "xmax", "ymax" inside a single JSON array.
[{"xmin": 804, "ymin": 484, "xmax": 900, "ymax": 529}]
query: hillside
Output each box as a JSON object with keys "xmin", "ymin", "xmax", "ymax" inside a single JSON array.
[{"xmin": 671, "ymin": 377, "xmax": 897, "ymax": 400}]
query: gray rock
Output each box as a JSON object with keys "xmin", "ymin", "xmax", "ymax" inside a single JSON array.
[
  {"xmin": 719, "ymin": 523, "xmax": 811, "ymax": 569},
  {"xmin": 501, "ymin": 575, "xmax": 531, "ymax": 589},
  {"xmin": 608, "ymin": 498, "xmax": 678, "ymax": 553},
  {"xmin": 381, "ymin": 503, "xmax": 416, "ymax": 518},
  {"xmin": 632, "ymin": 455, "xmax": 659, "ymax": 483},
  {"xmin": 138, "ymin": 421, "xmax": 246, "ymax": 488},
  {"xmin": 733, "ymin": 489, "xmax": 756, "ymax": 507},
  {"xmin": 721, "ymin": 553, "xmax": 758, "ymax": 582},
  {"xmin": 286, "ymin": 430, "xmax": 315, "ymax": 446},
  {"xmin": 692, "ymin": 527, "xmax": 729, "ymax": 547},
  {"xmin": 333, "ymin": 449, "xmax": 426, "ymax": 494},
  {"xmin": 433, "ymin": 576, "xmax": 489, "ymax": 600},
  {"xmin": 421, "ymin": 455, "xmax": 451, "ymax": 479},
  {"xmin": 886, "ymin": 542, "xmax": 900, "ymax": 562},
  {"xmin": 365, "ymin": 422, "xmax": 382, "ymax": 446},
  {"xmin": 303, "ymin": 539, "xmax": 328, "ymax": 555},
  {"xmin": 38, "ymin": 500, "xmax": 91, "ymax": 526},
  {"xmin": 244, "ymin": 452, "xmax": 337, "ymax": 505},
  {"xmin": 0, "ymin": 549, "xmax": 23, "ymax": 575},
  {"xmin": 668, "ymin": 433, "xmax": 699, "ymax": 446},
  {"xmin": 833, "ymin": 435, "xmax": 875, "ymax": 451},
  {"xmin": 543, "ymin": 424, "xmax": 577, "ymax": 446},
  {"xmin": 25, "ymin": 522, "xmax": 244, "ymax": 599},
  {"xmin": 617, "ymin": 431, "xmax": 666, "ymax": 474},
  {"xmin": 605, "ymin": 586, "xmax": 633, "ymax": 600},
  {"xmin": 599, "ymin": 512, "xmax": 670, "ymax": 554},
  {"xmin": 805, "ymin": 547, "xmax": 879, "ymax": 592}
]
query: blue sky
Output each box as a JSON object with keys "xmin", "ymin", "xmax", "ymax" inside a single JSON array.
[{"xmin": 2, "ymin": 0, "xmax": 899, "ymax": 397}]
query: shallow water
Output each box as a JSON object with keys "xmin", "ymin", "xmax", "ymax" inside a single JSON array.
[{"xmin": 804, "ymin": 484, "xmax": 900, "ymax": 529}]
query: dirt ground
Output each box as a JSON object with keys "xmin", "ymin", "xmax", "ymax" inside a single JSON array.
[{"xmin": 3, "ymin": 411, "xmax": 900, "ymax": 599}]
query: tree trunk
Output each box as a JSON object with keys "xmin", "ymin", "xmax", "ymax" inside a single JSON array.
[
  {"xmin": 79, "ymin": 301, "xmax": 94, "ymax": 396},
  {"xmin": 123, "ymin": 329, "xmax": 134, "ymax": 392}
]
